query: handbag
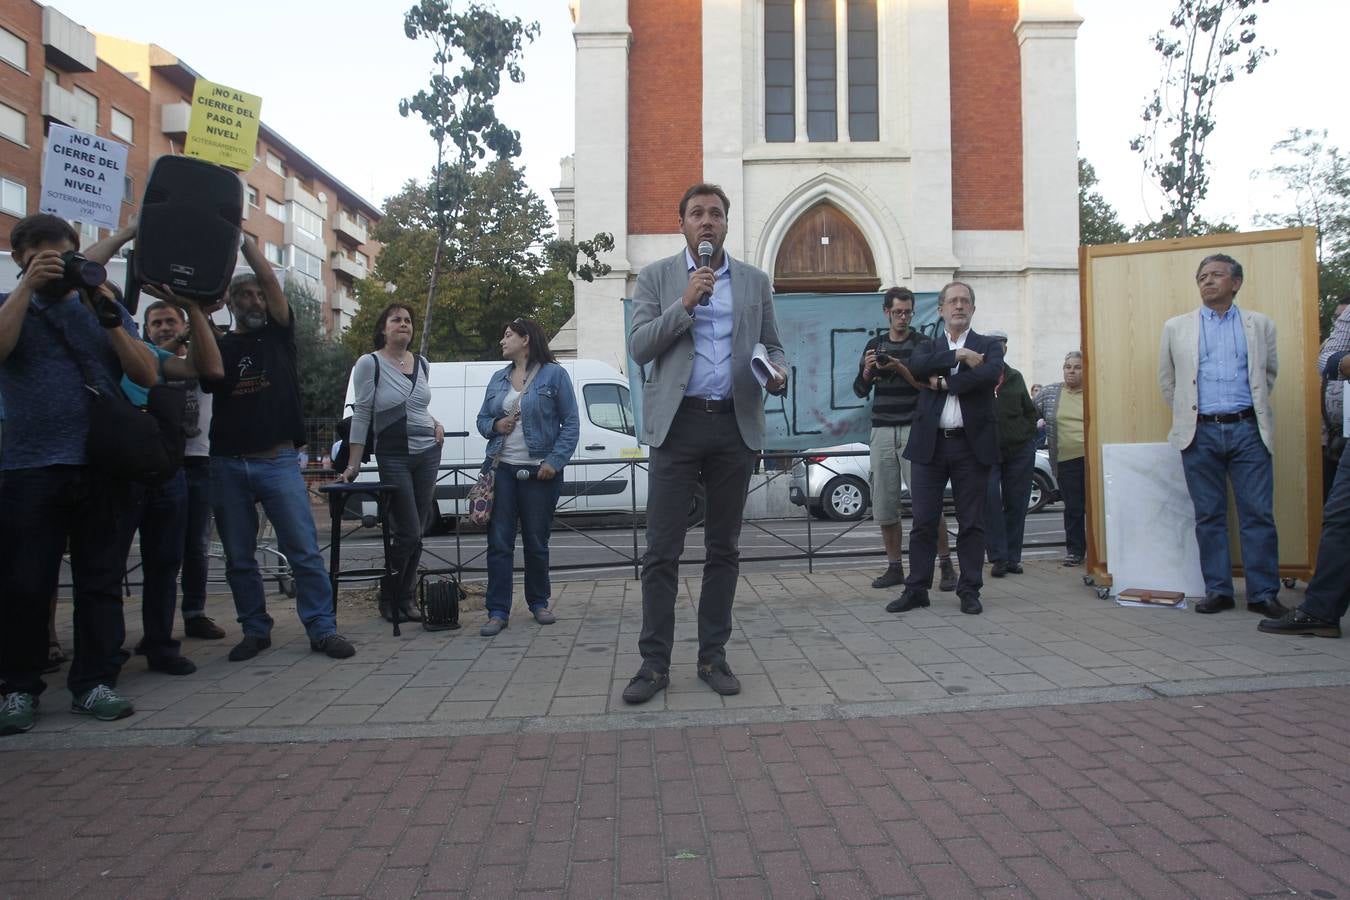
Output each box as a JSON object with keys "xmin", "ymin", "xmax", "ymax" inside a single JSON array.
[
  {"xmin": 466, "ymin": 363, "xmax": 540, "ymax": 526},
  {"xmin": 44, "ymin": 304, "xmax": 186, "ymax": 484}
]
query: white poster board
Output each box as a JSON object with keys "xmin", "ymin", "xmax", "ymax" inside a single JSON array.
[
  {"xmin": 1101, "ymin": 443, "xmax": 1206, "ymax": 598},
  {"xmin": 39, "ymin": 124, "xmax": 128, "ymax": 230}
]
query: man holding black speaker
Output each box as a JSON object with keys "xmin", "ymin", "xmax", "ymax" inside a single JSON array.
[
  {"xmin": 0, "ymin": 214, "xmax": 158, "ymax": 735},
  {"xmin": 202, "ymin": 236, "xmax": 355, "ymax": 663}
]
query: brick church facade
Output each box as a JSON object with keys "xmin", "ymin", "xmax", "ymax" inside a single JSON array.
[{"xmin": 555, "ymin": 0, "xmax": 1082, "ymax": 386}]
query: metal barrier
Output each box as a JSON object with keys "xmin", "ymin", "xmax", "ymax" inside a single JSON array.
[{"xmin": 101, "ymin": 448, "xmax": 1065, "ymax": 591}]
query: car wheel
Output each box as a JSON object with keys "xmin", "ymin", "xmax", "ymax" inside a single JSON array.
[
  {"xmin": 1028, "ymin": 471, "xmax": 1053, "ymax": 514},
  {"xmin": 822, "ymin": 476, "xmax": 868, "ymax": 521}
]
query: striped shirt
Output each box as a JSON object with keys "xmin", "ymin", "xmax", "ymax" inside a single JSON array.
[{"xmin": 853, "ymin": 331, "xmax": 929, "ymax": 427}]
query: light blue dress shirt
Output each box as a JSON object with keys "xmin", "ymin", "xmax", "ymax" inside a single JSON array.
[
  {"xmin": 684, "ymin": 248, "xmax": 734, "ymax": 400},
  {"xmin": 1197, "ymin": 304, "xmax": 1253, "ymax": 415}
]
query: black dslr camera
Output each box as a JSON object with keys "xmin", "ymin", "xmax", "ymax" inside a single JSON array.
[
  {"xmin": 874, "ymin": 351, "xmax": 893, "ymax": 365},
  {"xmin": 57, "ymin": 251, "xmax": 107, "ymax": 294}
]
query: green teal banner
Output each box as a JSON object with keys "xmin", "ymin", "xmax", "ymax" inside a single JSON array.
[{"xmin": 622, "ymin": 291, "xmax": 940, "ymax": 451}]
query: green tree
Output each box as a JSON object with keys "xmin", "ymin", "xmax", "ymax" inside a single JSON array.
[
  {"xmin": 400, "ymin": 0, "xmax": 540, "ymax": 355},
  {"xmin": 1078, "ymin": 157, "xmax": 1130, "ymax": 245},
  {"xmin": 287, "ymin": 280, "xmax": 356, "ymax": 420},
  {"xmin": 343, "ymin": 161, "xmax": 589, "ymax": 361},
  {"xmin": 1255, "ymin": 127, "xmax": 1350, "ymax": 334},
  {"xmin": 1131, "ymin": 0, "xmax": 1273, "ymax": 236}
]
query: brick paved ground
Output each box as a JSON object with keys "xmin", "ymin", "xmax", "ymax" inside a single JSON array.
[{"xmin": 2, "ymin": 687, "xmax": 1348, "ymax": 898}]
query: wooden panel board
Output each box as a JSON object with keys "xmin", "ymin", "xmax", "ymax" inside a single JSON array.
[{"xmin": 1079, "ymin": 228, "xmax": 1320, "ymax": 585}]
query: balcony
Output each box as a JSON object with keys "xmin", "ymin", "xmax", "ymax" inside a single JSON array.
[
  {"xmin": 283, "ymin": 177, "xmax": 325, "ymax": 217},
  {"xmin": 333, "ymin": 210, "xmax": 367, "ymax": 245},
  {"xmin": 331, "ymin": 253, "xmax": 367, "ymax": 281},
  {"xmin": 160, "ymin": 101, "xmax": 191, "ymax": 136},
  {"xmin": 42, "ymin": 8, "xmax": 96, "ymax": 73},
  {"xmin": 41, "ymin": 81, "xmax": 95, "ymax": 132},
  {"xmin": 332, "ymin": 287, "xmax": 360, "ymax": 316}
]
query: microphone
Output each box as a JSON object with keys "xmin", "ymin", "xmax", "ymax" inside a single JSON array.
[{"xmin": 697, "ymin": 240, "xmax": 714, "ymax": 306}]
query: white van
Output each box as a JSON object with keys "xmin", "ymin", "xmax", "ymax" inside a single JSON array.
[{"xmin": 343, "ymin": 358, "xmax": 657, "ymax": 522}]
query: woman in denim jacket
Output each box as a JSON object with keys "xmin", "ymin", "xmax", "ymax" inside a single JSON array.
[{"xmin": 475, "ymin": 318, "xmax": 580, "ymax": 636}]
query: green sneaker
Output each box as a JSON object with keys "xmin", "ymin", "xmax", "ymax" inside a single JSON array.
[
  {"xmin": 71, "ymin": 685, "xmax": 134, "ymax": 721},
  {"xmin": 0, "ymin": 692, "xmax": 38, "ymax": 735}
]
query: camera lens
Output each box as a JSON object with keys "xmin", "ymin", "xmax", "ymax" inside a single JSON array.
[{"xmin": 60, "ymin": 251, "xmax": 107, "ymax": 290}]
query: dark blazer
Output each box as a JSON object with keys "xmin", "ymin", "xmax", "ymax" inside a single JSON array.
[{"xmin": 902, "ymin": 329, "xmax": 1004, "ymax": 466}]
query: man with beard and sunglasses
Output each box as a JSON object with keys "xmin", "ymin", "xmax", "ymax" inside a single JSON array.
[{"xmin": 202, "ymin": 236, "xmax": 354, "ymax": 663}]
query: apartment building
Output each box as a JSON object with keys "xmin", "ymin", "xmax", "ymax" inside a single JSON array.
[{"xmin": 0, "ymin": 1, "xmax": 380, "ymax": 334}]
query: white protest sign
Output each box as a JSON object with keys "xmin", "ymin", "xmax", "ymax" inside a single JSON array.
[{"xmin": 39, "ymin": 124, "xmax": 128, "ymax": 230}]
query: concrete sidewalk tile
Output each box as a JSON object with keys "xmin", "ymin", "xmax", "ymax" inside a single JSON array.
[
  {"xmin": 818, "ymin": 669, "xmax": 892, "ymax": 702},
  {"xmin": 368, "ymin": 686, "xmax": 452, "ymax": 723},
  {"xmin": 548, "ymin": 695, "xmax": 607, "ymax": 716},
  {"xmin": 919, "ymin": 662, "xmax": 1004, "ymax": 695},
  {"xmin": 251, "ymin": 688, "xmax": 347, "ymax": 727}
]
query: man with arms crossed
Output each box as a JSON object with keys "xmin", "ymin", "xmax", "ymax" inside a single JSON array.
[
  {"xmin": 1159, "ymin": 253, "xmax": 1284, "ymax": 618},
  {"xmin": 853, "ymin": 287, "xmax": 958, "ymax": 590},
  {"xmin": 887, "ymin": 282, "xmax": 1002, "ymax": 616},
  {"xmin": 624, "ymin": 183, "xmax": 788, "ymax": 704}
]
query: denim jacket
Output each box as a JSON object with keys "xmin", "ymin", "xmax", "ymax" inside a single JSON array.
[{"xmin": 476, "ymin": 362, "xmax": 580, "ymax": 472}]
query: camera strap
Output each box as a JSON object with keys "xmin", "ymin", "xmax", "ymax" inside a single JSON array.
[{"xmin": 37, "ymin": 299, "xmax": 115, "ymax": 397}]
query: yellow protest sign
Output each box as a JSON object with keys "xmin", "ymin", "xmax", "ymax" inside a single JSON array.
[{"xmin": 183, "ymin": 78, "xmax": 261, "ymax": 171}]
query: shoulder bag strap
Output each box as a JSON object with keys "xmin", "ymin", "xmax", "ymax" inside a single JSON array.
[{"xmin": 36, "ymin": 303, "xmax": 105, "ymax": 394}]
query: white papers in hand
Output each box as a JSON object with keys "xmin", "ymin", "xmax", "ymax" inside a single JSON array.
[{"xmin": 751, "ymin": 343, "xmax": 776, "ymax": 388}]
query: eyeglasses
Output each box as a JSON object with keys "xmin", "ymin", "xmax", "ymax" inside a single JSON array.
[{"xmin": 888, "ymin": 309, "xmax": 914, "ymax": 317}]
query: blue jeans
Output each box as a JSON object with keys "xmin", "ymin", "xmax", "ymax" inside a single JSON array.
[
  {"xmin": 485, "ymin": 462, "xmax": 564, "ymax": 620},
  {"xmin": 1302, "ymin": 444, "xmax": 1350, "ymax": 623},
  {"xmin": 180, "ymin": 459, "xmax": 212, "ymax": 619},
  {"xmin": 0, "ymin": 466, "xmax": 128, "ymax": 697},
  {"xmin": 114, "ymin": 471, "xmax": 188, "ymax": 663},
  {"xmin": 209, "ymin": 453, "xmax": 336, "ymax": 641},
  {"xmin": 1180, "ymin": 418, "xmax": 1280, "ymax": 601},
  {"xmin": 985, "ymin": 439, "xmax": 1036, "ymax": 565}
]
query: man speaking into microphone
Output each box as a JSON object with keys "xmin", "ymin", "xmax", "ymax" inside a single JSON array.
[{"xmin": 624, "ymin": 182, "xmax": 789, "ymax": 704}]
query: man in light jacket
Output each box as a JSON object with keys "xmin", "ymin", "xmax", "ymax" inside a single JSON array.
[
  {"xmin": 624, "ymin": 182, "xmax": 787, "ymax": 704},
  {"xmin": 1158, "ymin": 253, "xmax": 1284, "ymax": 617}
]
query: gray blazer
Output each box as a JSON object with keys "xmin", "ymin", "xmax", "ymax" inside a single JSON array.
[
  {"xmin": 628, "ymin": 250, "xmax": 788, "ymax": 449},
  {"xmin": 1158, "ymin": 306, "xmax": 1278, "ymax": 452}
]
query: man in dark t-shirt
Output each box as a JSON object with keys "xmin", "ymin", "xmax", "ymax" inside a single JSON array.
[
  {"xmin": 853, "ymin": 287, "xmax": 956, "ymax": 591},
  {"xmin": 201, "ymin": 236, "xmax": 354, "ymax": 663}
]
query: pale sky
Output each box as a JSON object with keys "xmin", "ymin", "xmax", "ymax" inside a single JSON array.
[{"xmin": 48, "ymin": 0, "xmax": 1348, "ymax": 234}]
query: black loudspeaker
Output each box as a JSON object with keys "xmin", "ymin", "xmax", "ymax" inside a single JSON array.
[{"xmin": 132, "ymin": 155, "xmax": 243, "ymax": 307}]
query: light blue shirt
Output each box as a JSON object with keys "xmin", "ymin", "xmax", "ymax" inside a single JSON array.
[
  {"xmin": 684, "ymin": 248, "xmax": 733, "ymax": 400},
  {"xmin": 1197, "ymin": 304, "xmax": 1253, "ymax": 415}
]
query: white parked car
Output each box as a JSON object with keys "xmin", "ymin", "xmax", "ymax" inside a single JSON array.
[{"xmin": 787, "ymin": 443, "xmax": 1059, "ymax": 521}]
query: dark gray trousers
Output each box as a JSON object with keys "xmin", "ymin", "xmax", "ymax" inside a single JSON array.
[{"xmin": 638, "ymin": 406, "xmax": 756, "ymax": 673}]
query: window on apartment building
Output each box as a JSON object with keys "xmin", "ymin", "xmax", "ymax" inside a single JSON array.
[
  {"xmin": 44, "ymin": 67, "xmax": 59, "ymax": 85},
  {"xmin": 355, "ymin": 250, "xmax": 369, "ymax": 268},
  {"xmin": 265, "ymin": 196, "xmax": 285, "ymax": 221},
  {"xmin": 263, "ymin": 241, "xmax": 284, "ymax": 267},
  {"xmin": 0, "ymin": 26, "xmax": 26, "ymax": 71},
  {"xmin": 289, "ymin": 246, "xmax": 323, "ymax": 285},
  {"xmin": 356, "ymin": 212, "xmax": 369, "ymax": 229},
  {"xmin": 246, "ymin": 186, "xmax": 259, "ymax": 207},
  {"xmin": 0, "ymin": 101, "xmax": 25, "ymax": 145},
  {"xmin": 762, "ymin": 0, "xmax": 879, "ymax": 143},
  {"xmin": 265, "ymin": 152, "xmax": 285, "ymax": 176},
  {"xmin": 72, "ymin": 86, "xmax": 97, "ymax": 126},
  {"xmin": 74, "ymin": 220, "xmax": 100, "ymax": 245},
  {"xmin": 291, "ymin": 203, "xmax": 322, "ymax": 243},
  {"xmin": 0, "ymin": 177, "xmax": 26, "ymax": 217},
  {"xmin": 110, "ymin": 108, "xmax": 133, "ymax": 143}
]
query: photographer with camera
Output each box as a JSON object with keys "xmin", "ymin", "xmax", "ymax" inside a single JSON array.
[
  {"xmin": 853, "ymin": 287, "xmax": 957, "ymax": 592},
  {"xmin": 0, "ymin": 214, "xmax": 158, "ymax": 735}
]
